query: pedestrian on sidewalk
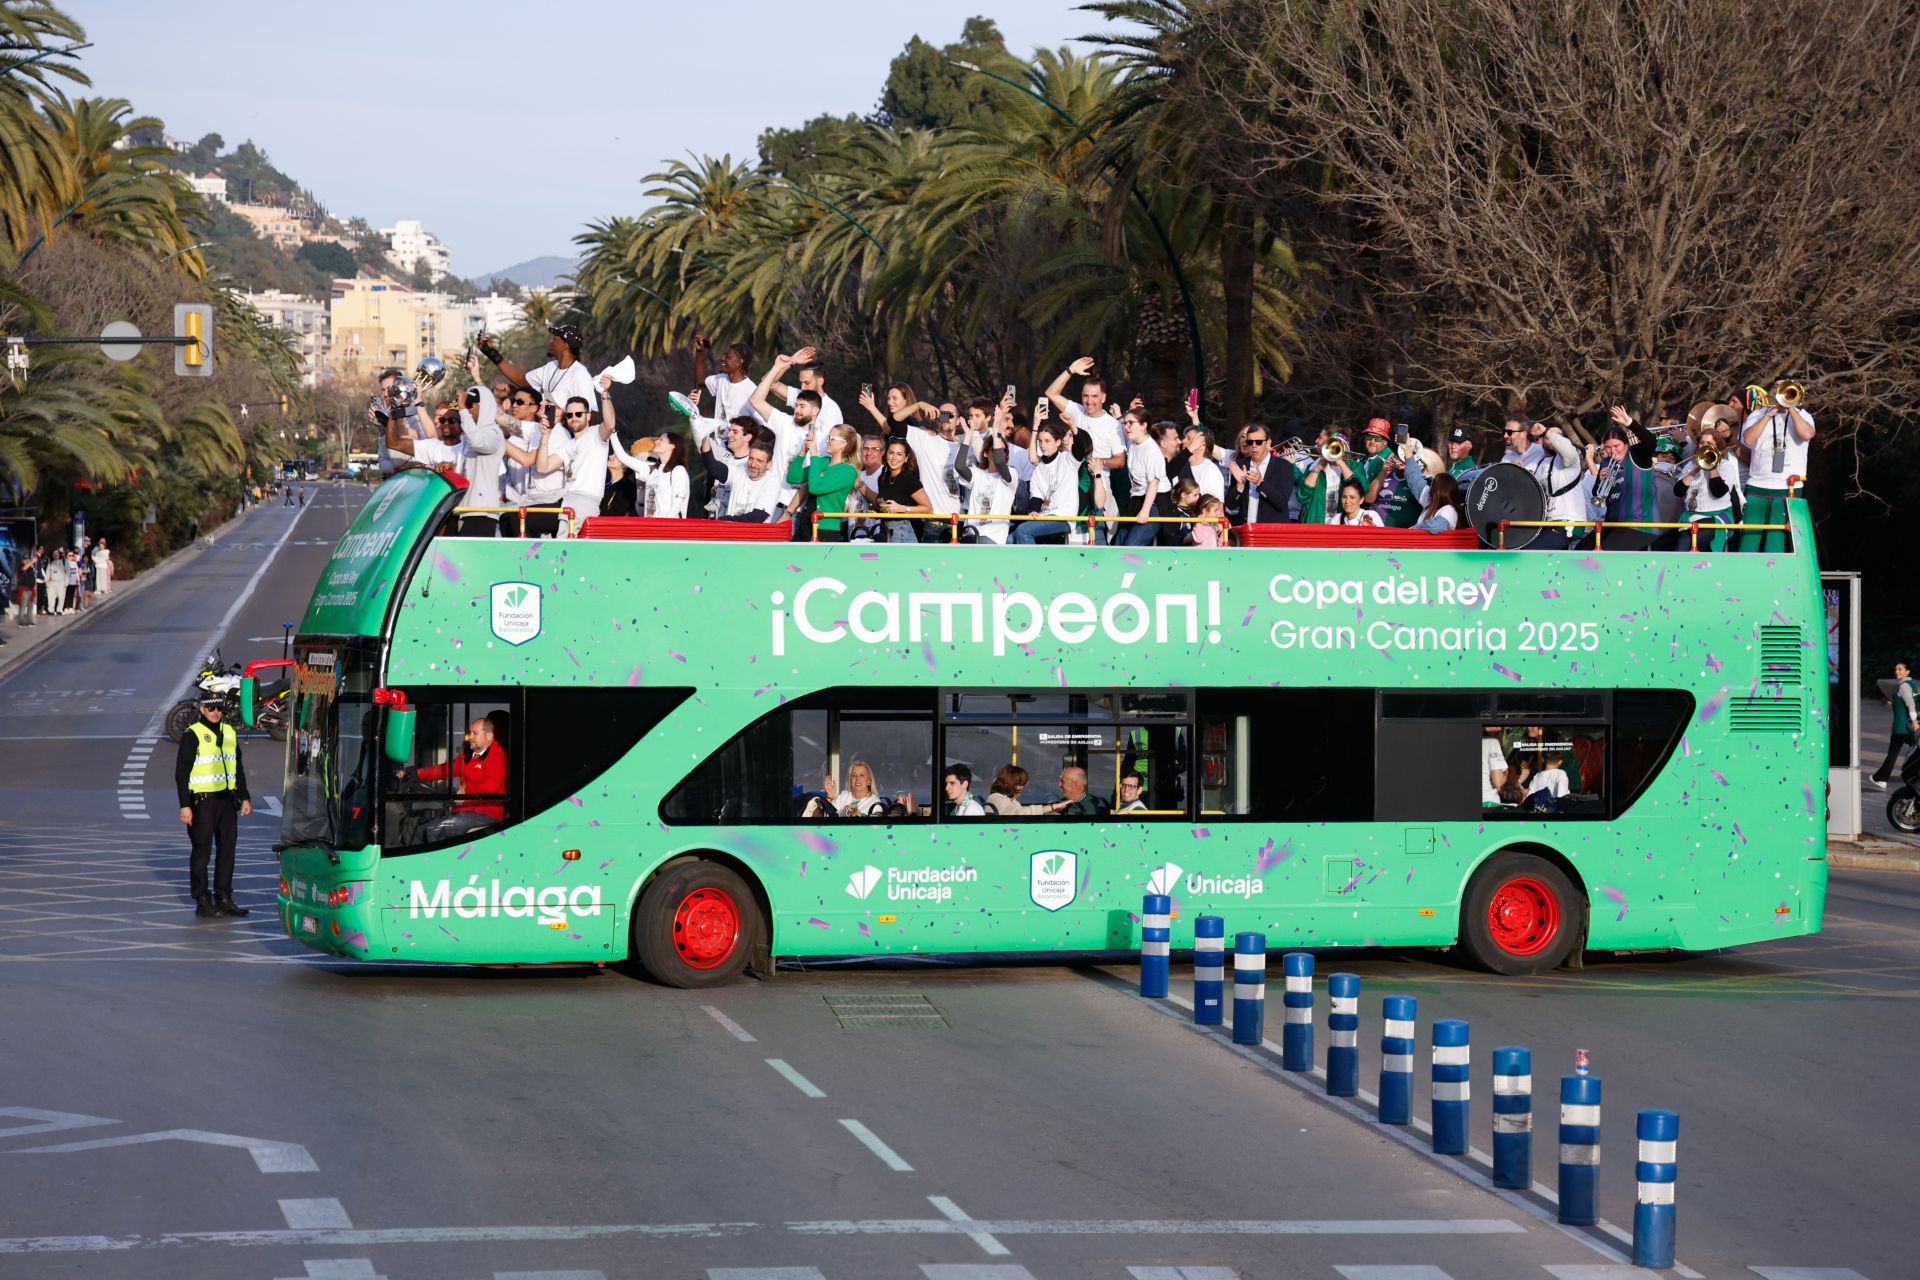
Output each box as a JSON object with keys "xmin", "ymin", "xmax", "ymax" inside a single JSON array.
[
  {"xmin": 41, "ymin": 550, "xmax": 65, "ymax": 616},
  {"xmin": 174, "ymin": 695, "xmax": 252, "ymax": 918},
  {"xmin": 10, "ymin": 550, "xmax": 35, "ymax": 627},
  {"xmin": 1872, "ymin": 660, "xmax": 1918, "ymax": 789},
  {"xmin": 91, "ymin": 538, "xmax": 112, "ymax": 598}
]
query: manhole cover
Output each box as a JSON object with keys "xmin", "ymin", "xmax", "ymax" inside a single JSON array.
[{"xmin": 824, "ymin": 993, "xmax": 947, "ymax": 1029}]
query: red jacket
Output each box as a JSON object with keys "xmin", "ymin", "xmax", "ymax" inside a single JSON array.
[{"xmin": 418, "ymin": 745, "xmax": 507, "ymax": 821}]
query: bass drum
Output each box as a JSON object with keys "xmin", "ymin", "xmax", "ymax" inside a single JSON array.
[{"xmin": 1465, "ymin": 462, "xmax": 1547, "ymax": 548}]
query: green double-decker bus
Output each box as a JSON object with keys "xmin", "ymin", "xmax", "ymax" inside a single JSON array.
[{"xmin": 271, "ymin": 470, "xmax": 1828, "ymax": 986}]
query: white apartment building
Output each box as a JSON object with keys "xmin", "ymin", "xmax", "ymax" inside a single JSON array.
[
  {"xmin": 380, "ymin": 219, "xmax": 454, "ymax": 282},
  {"xmin": 185, "ymin": 173, "xmax": 228, "ymax": 205},
  {"xmin": 245, "ymin": 290, "xmax": 330, "ymax": 388}
]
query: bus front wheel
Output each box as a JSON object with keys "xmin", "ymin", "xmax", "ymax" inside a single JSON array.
[
  {"xmin": 633, "ymin": 861, "xmax": 760, "ymax": 988},
  {"xmin": 1459, "ymin": 852, "xmax": 1581, "ymax": 975}
]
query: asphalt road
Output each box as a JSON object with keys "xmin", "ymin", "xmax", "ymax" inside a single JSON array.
[{"xmin": 0, "ymin": 494, "xmax": 1909, "ymax": 1278}]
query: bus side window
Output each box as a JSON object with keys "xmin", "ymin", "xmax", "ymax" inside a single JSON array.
[
  {"xmin": 384, "ymin": 691, "xmax": 513, "ymax": 853},
  {"xmin": 1198, "ymin": 689, "xmax": 1374, "ymax": 821}
]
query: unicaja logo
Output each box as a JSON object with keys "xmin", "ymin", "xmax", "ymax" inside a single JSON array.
[
  {"xmin": 1146, "ymin": 862, "xmax": 1183, "ymax": 896},
  {"xmin": 489, "ymin": 581, "xmax": 542, "ymax": 646},
  {"xmin": 847, "ymin": 865, "xmax": 882, "ymax": 900},
  {"xmin": 1029, "ymin": 849, "xmax": 1077, "ymax": 912}
]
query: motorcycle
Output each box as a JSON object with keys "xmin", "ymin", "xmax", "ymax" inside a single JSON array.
[
  {"xmin": 164, "ymin": 650, "xmax": 289, "ymax": 742},
  {"xmin": 1890, "ymin": 752, "xmax": 1920, "ymax": 834}
]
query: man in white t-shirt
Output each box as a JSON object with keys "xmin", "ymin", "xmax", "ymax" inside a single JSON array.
[
  {"xmin": 372, "ymin": 367, "xmax": 425, "ymax": 477},
  {"xmin": 775, "ymin": 357, "xmax": 842, "ymax": 448},
  {"xmin": 1119, "ymin": 409, "xmax": 1169, "ymax": 546},
  {"xmin": 1481, "ymin": 727, "xmax": 1509, "ymax": 807},
  {"xmin": 1736, "ymin": 380, "xmax": 1813, "ymax": 553},
  {"xmin": 482, "ymin": 324, "xmax": 598, "ymax": 421},
  {"xmin": 1499, "ymin": 416, "xmax": 1545, "ymax": 468},
  {"xmin": 693, "ymin": 333, "xmax": 763, "ymax": 428},
  {"xmin": 1045, "ymin": 357, "xmax": 1125, "ymax": 539},
  {"xmin": 751, "ymin": 349, "xmax": 826, "ymax": 512}
]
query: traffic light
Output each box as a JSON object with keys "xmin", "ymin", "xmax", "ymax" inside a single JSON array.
[
  {"xmin": 173, "ymin": 303, "xmax": 213, "ymax": 377},
  {"xmin": 279, "ymin": 394, "xmax": 289, "ymax": 415}
]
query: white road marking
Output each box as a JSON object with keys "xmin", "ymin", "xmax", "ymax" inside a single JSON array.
[
  {"xmin": 277, "ymin": 1262, "xmax": 384, "ymax": 1280},
  {"xmin": 838, "ymin": 1119, "xmax": 913, "ymax": 1172},
  {"xmin": 257, "ymin": 795, "xmax": 283, "ymax": 816},
  {"xmin": 929, "ymin": 1196, "xmax": 1009, "ymax": 1256},
  {"xmin": 1129, "ymin": 1269, "xmax": 1240, "ymax": 1279},
  {"xmin": 788, "ymin": 1217, "xmax": 1527, "ymax": 1238},
  {"xmin": 0, "ymin": 1106, "xmax": 116, "ymax": 1140},
  {"xmin": 279, "ymin": 1199, "xmax": 352, "ymax": 1229},
  {"xmin": 0, "ymin": 1221, "xmax": 756, "ymax": 1253},
  {"xmin": 922, "ymin": 1267, "xmax": 1036, "ymax": 1280},
  {"xmin": 1746, "ymin": 1272, "xmax": 1872, "ymax": 1280},
  {"xmin": 701, "ymin": 1005, "xmax": 756, "ymax": 1042},
  {"xmin": 1338, "ymin": 1268, "xmax": 1456, "ymax": 1280},
  {"xmin": 13, "ymin": 1127, "xmax": 318, "ymax": 1172},
  {"xmin": 497, "ymin": 1272, "xmax": 608, "ymax": 1280},
  {"xmin": 764, "ymin": 1058, "xmax": 825, "ymax": 1098},
  {"xmin": 707, "ymin": 1270, "xmax": 823, "ymax": 1280}
]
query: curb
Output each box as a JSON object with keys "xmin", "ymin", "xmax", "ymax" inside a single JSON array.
[
  {"xmin": 0, "ymin": 503, "xmax": 262, "ymax": 679},
  {"xmin": 1828, "ymin": 849, "xmax": 1920, "ymax": 874}
]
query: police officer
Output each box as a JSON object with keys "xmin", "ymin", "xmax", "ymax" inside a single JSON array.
[{"xmin": 175, "ymin": 695, "xmax": 252, "ymax": 918}]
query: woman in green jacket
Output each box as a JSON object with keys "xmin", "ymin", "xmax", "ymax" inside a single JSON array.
[{"xmin": 788, "ymin": 424, "xmax": 861, "ymax": 541}]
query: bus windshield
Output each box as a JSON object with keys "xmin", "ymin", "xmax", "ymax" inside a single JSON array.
[{"xmin": 284, "ymin": 641, "xmax": 378, "ymax": 852}]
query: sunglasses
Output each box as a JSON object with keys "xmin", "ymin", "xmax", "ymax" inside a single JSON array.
[
  {"xmin": 511, "ymin": 398, "xmax": 536, "ymax": 407},
  {"xmin": 564, "ymin": 411, "xmax": 588, "ymax": 420},
  {"xmin": 1245, "ymin": 437, "xmax": 1270, "ymax": 445}
]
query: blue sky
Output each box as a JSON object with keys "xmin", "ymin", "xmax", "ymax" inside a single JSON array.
[{"xmin": 71, "ymin": 0, "xmax": 1099, "ymax": 277}]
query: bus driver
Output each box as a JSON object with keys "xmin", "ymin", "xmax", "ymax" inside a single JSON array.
[{"xmin": 407, "ymin": 718, "xmax": 508, "ymax": 840}]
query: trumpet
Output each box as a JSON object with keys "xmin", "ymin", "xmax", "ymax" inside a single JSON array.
[
  {"xmin": 1775, "ymin": 380, "xmax": 1803, "ymax": 409},
  {"xmin": 1321, "ymin": 433, "xmax": 1349, "ymax": 464},
  {"xmin": 1696, "ymin": 439, "xmax": 1723, "ymax": 470}
]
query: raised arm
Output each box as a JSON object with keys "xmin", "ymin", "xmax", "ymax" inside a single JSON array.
[
  {"xmin": 383, "ymin": 389, "xmax": 418, "ymax": 458},
  {"xmin": 1046, "ymin": 356, "xmax": 1094, "ymax": 418},
  {"xmin": 476, "ymin": 332, "xmax": 531, "ymax": 393},
  {"xmin": 750, "ymin": 350, "xmax": 801, "ymax": 422},
  {"xmin": 595, "ymin": 375, "xmax": 617, "ymax": 441},
  {"xmin": 691, "ymin": 331, "xmax": 710, "ymax": 389}
]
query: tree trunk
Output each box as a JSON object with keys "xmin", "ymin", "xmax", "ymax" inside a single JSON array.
[{"xmin": 1220, "ymin": 208, "xmax": 1256, "ymax": 431}]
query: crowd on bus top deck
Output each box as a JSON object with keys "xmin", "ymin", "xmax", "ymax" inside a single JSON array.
[{"xmin": 376, "ymin": 324, "xmax": 1813, "ymax": 553}]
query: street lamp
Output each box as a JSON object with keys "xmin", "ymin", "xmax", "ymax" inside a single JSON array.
[
  {"xmin": 19, "ymin": 172, "xmax": 155, "ymax": 263},
  {"xmin": 768, "ymin": 179, "xmax": 886, "ymax": 255},
  {"xmin": 947, "ymin": 57, "xmax": 1210, "ymax": 425},
  {"xmin": 0, "ymin": 41, "xmax": 89, "ymax": 82},
  {"xmin": 164, "ymin": 240, "xmax": 215, "ymax": 263}
]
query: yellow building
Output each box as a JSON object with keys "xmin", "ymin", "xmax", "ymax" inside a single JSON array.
[{"xmin": 328, "ymin": 279, "xmax": 530, "ymax": 390}]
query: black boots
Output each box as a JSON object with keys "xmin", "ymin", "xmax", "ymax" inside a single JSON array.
[
  {"xmin": 215, "ymin": 898, "xmax": 250, "ymax": 918},
  {"xmin": 194, "ymin": 897, "xmax": 217, "ymax": 918}
]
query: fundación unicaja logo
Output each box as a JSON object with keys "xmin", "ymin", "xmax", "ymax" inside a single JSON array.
[
  {"xmin": 1028, "ymin": 849, "xmax": 1077, "ymax": 912},
  {"xmin": 488, "ymin": 582, "xmax": 541, "ymax": 646},
  {"xmin": 846, "ymin": 865, "xmax": 883, "ymax": 900}
]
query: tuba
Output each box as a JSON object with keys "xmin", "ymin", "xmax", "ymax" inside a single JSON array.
[{"xmin": 1321, "ymin": 433, "xmax": 1349, "ymax": 464}]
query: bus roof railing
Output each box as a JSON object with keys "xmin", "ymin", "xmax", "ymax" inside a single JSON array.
[
  {"xmin": 810, "ymin": 510, "xmax": 1234, "ymax": 544},
  {"xmin": 451, "ymin": 505, "xmax": 579, "ymax": 537},
  {"xmin": 1495, "ymin": 519, "xmax": 1791, "ymax": 551}
]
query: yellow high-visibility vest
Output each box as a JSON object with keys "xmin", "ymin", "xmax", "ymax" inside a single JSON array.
[{"xmin": 187, "ymin": 722, "xmax": 238, "ymax": 793}]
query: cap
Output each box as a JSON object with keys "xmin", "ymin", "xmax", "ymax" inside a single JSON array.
[
  {"xmin": 549, "ymin": 323, "xmax": 585, "ymax": 353},
  {"xmin": 1655, "ymin": 435, "xmax": 1682, "ymax": 455},
  {"xmin": 1363, "ymin": 418, "xmax": 1392, "ymax": 440},
  {"xmin": 1446, "ymin": 426, "xmax": 1472, "ymax": 443}
]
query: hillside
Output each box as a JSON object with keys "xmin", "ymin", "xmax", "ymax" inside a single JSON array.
[{"xmin": 478, "ymin": 256, "xmax": 578, "ymax": 291}]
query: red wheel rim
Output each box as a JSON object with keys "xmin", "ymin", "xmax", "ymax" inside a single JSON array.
[
  {"xmin": 1486, "ymin": 876, "xmax": 1560, "ymax": 957},
  {"xmin": 672, "ymin": 886, "xmax": 741, "ymax": 970}
]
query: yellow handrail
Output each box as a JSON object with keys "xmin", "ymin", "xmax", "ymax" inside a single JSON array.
[
  {"xmin": 1496, "ymin": 518, "xmax": 1790, "ymax": 551},
  {"xmin": 450, "ymin": 504, "xmax": 579, "ymax": 537},
  {"xmin": 814, "ymin": 509, "xmax": 1234, "ymax": 544}
]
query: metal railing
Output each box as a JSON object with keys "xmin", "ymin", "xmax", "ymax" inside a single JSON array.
[
  {"xmin": 449, "ymin": 505, "xmax": 579, "ymax": 538},
  {"xmin": 1494, "ymin": 518, "xmax": 1791, "ymax": 551},
  {"xmin": 810, "ymin": 509, "xmax": 1234, "ymax": 544}
]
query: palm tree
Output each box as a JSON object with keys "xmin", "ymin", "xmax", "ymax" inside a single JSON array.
[{"xmin": 0, "ymin": 1, "xmax": 89, "ymax": 253}]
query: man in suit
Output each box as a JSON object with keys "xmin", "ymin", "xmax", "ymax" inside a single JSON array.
[{"xmin": 1228, "ymin": 424, "xmax": 1295, "ymax": 525}]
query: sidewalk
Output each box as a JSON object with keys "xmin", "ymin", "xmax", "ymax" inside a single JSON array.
[
  {"xmin": 0, "ymin": 503, "xmax": 263, "ymax": 678},
  {"xmin": 1829, "ymin": 695, "xmax": 1920, "ymax": 871}
]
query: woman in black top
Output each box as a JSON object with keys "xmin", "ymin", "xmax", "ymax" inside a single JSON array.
[{"xmin": 857, "ymin": 438, "xmax": 932, "ymax": 543}]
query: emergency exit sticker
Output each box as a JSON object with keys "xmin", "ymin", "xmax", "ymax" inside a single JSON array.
[{"xmin": 489, "ymin": 582, "xmax": 542, "ymax": 646}]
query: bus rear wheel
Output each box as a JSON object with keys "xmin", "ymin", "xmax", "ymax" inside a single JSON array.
[
  {"xmin": 1460, "ymin": 852, "xmax": 1581, "ymax": 975},
  {"xmin": 633, "ymin": 861, "xmax": 759, "ymax": 988}
]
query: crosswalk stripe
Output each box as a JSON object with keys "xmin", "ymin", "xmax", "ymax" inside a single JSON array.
[
  {"xmin": 1129, "ymin": 1267, "xmax": 1241, "ymax": 1279},
  {"xmin": 705, "ymin": 1270, "xmax": 823, "ymax": 1280},
  {"xmin": 1747, "ymin": 1270, "xmax": 1872, "ymax": 1280},
  {"xmin": 1338, "ymin": 1268, "xmax": 1456, "ymax": 1280},
  {"xmin": 920, "ymin": 1267, "xmax": 1036, "ymax": 1280}
]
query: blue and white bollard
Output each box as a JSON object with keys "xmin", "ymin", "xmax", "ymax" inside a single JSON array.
[
  {"xmin": 1491, "ymin": 1046, "xmax": 1533, "ymax": 1190},
  {"xmin": 1430, "ymin": 1018, "xmax": 1470, "ymax": 1155},
  {"xmin": 1326, "ymin": 973, "xmax": 1360, "ymax": 1097},
  {"xmin": 1192, "ymin": 915, "xmax": 1225, "ymax": 1026},
  {"xmin": 1139, "ymin": 894, "xmax": 1170, "ymax": 999},
  {"xmin": 1281, "ymin": 952, "xmax": 1314, "ymax": 1072},
  {"xmin": 1558, "ymin": 1071, "xmax": 1603, "ymax": 1225},
  {"xmin": 1232, "ymin": 932, "xmax": 1266, "ymax": 1046},
  {"xmin": 1378, "ymin": 994, "xmax": 1416, "ymax": 1125},
  {"xmin": 1633, "ymin": 1109, "xmax": 1679, "ymax": 1269}
]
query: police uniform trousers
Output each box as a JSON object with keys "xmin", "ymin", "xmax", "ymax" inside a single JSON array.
[{"xmin": 188, "ymin": 792, "xmax": 240, "ymax": 902}]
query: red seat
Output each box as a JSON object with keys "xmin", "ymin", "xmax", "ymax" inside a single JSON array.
[
  {"xmin": 1235, "ymin": 524, "xmax": 1481, "ymax": 549},
  {"xmin": 577, "ymin": 517, "xmax": 793, "ymax": 542}
]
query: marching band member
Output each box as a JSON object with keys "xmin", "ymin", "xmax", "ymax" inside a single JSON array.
[
  {"xmin": 1500, "ymin": 416, "xmax": 1544, "ymax": 467},
  {"xmin": 1675, "ymin": 434, "xmax": 1742, "ymax": 552},
  {"xmin": 1651, "ymin": 435, "xmax": 1687, "ymax": 550},
  {"xmin": 1580, "ymin": 405, "xmax": 1662, "ymax": 549},
  {"xmin": 1737, "ymin": 379, "xmax": 1814, "ymax": 553},
  {"xmin": 1445, "ymin": 426, "xmax": 1480, "ymax": 480},
  {"xmin": 1528, "ymin": 422, "xmax": 1590, "ymax": 550}
]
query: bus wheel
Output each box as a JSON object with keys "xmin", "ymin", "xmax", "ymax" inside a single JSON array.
[
  {"xmin": 1460, "ymin": 852, "xmax": 1580, "ymax": 975},
  {"xmin": 633, "ymin": 861, "xmax": 758, "ymax": 988}
]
